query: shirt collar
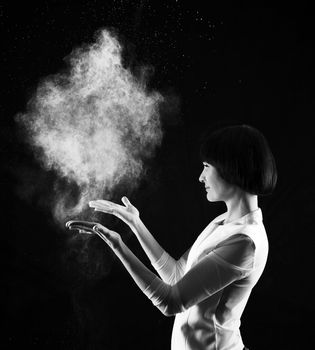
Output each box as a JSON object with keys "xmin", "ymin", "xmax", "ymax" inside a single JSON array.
[{"xmin": 213, "ymin": 208, "xmax": 263, "ymax": 226}]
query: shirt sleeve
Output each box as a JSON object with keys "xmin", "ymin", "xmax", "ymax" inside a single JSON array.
[
  {"xmin": 143, "ymin": 233, "xmax": 255, "ymax": 316},
  {"xmin": 151, "ymin": 248, "xmax": 190, "ymax": 285}
]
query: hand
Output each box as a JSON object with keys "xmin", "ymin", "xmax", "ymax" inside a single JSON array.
[
  {"xmin": 93, "ymin": 224, "xmax": 123, "ymax": 250},
  {"xmin": 89, "ymin": 196, "xmax": 140, "ymax": 230},
  {"xmin": 66, "ymin": 220, "xmax": 122, "ymax": 250},
  {"xmin": 65, "ymin": 220, "xmax": 99, "ymax": 234}
]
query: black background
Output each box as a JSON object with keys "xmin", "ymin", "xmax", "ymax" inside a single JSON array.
[{"xmin": 1, "ymin": 1, "xmax": 315, "ymax": 349}]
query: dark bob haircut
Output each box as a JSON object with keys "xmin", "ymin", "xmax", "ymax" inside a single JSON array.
[{"xmin": 200, "ymin": 124, "xmax": 277, "ymax": 195}]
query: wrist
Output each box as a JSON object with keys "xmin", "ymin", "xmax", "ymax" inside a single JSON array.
[
  {"xmin": 131, "ymin": 215, "xmax": 142, "ymax": 233},
  {"xmin": 114, "ymin": 239, "xmax": 129, "ymax": 260},
  {"xmin": 112, "ymin": 236, "xmax": 124, "ymax": 253}
]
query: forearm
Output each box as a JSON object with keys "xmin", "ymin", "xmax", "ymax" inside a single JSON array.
[
  {"xmin": 132, "ymin": 217, "xmax": 187, "ymax": 284},
  {"xmin": 115, "ymin": 240, "xmax": 157, "ymax": 291},
  {"xmin": 114, "ymin": 241, "xmax": 184, "ymax": 316},
  {"xmin": 132, "ymin": 217, "xmax": 169, "ymax": 264}
]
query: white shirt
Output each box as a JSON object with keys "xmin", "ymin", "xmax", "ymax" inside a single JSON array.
[{"xmin": 143, "ymin": 208, "xmax": 268, "ymax": 350}]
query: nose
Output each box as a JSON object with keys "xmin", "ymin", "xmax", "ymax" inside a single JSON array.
[{"xmin": 199, "ymin": 169, "xmax": 205, "ymax": 183}]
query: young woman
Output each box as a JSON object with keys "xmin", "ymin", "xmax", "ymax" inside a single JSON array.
[{"xmin": 67, "ymin": 124, "xmax": 277, "ymax": 350}]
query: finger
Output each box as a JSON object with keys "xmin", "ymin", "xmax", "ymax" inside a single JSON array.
[
  {"xmin": 89, "ymin": 200, "xmax": 123, "ymax": 211},
  {"xmin": 66, "ymin": 220, "xmax": 97, "ymax": 227},
  {"xmin": 69, "ymin": 225, "xmax": 94, "ymax": 233},
  {"xmin": 92, "ymin": 206, "xmax": 125, "ymax": 221},
  {"xmin": 95, "ymin": 231, "xmax": 109, "ymax": 244},
  {"xmin": 89, "ymin": 204, "xmax": 114, "ymax": 214},
  {"xmin": 67, "ymin": 221, "xmax": 100, "ymax": 230},
  {"xmin": 94, "ymin": 224, "xmax": 116, "ymax": 238},
  {"xmin": 68, "ymin": 224, "xmax": 86, "ymax": 230},
  {"xmin": 89, "ymin": 200, "xmax": 117, "ymax": 207},
  {"xmin": 91, "ymin": 204, "xmax": 114, "ymax": 211},
  {"xmin": 93, "ymin": 224, "xmax": 109, "ymax": 235},
  {"xmin": 79, "ymin": 229, "xmax": 93, "ymax": 234},
  {"xmin": 121, "ymin": 196, "xmax": 131, "ymax": 207},
  {"xmin": 89, "ymin": 201, "xmax": 110, "ymax": 208},
  {"xmin": 93, "ymin": 207, "xmax": 114, "ymax": 214},
  {"xmin": 91, "ymin": 199, "xmax": 113, "ymax": 204},
  {"xmin": 92, "ymin": 225, "xmax": 111, "ymax": 243},
  {"xmin": 65, "ymin": 220, "xmax": 75, "ymax": 228}
]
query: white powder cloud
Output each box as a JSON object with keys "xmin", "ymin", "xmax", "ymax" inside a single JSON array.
[{"xmin": 16, "ymin": 29, "xmax": 164, "ymax": 225}]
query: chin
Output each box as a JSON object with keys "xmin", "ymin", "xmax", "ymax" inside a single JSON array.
[
  {"xmin": 207, "ymin": 195, "xmax": 216, "ymax": 202},
  {"xmin": 206, "ymin": 194, "xmax": 218, "ymax": 202}
]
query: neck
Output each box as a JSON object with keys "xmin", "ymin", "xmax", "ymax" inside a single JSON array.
[{"xmin": 224, "ymin": 190, "xmax": 258, "ymax": 224}]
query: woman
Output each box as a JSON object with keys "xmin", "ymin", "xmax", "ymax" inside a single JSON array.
[{"xmin": 67, "ymin": 124, "xmax": 277, "ymax": 350}]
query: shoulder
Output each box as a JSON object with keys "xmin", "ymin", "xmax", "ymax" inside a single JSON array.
[
  {"xmin": 214, "ymin": 233, "xmax": 256, "ymax": 267},
  {"xmin": 216, "ymin": 233, "xmax": 256, "ymax": 251}
]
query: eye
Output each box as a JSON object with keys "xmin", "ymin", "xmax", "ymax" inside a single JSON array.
[{"xmin": 203, "ymin": 163, "xmax": 209, "ymax": 168}]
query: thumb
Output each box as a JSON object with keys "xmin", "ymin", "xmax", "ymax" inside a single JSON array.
[
  {"xmin": 93, "ymin": 224, "xmax": 108, "ymax": 236},
  {"xmin": 121, "ymin": 196, "xmax": 131, "ymax": 207}
]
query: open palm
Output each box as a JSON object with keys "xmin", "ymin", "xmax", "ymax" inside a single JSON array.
[
  {"xmin": 66, "ymin": 220, "xmax": 122, "ymax": 250},
  {"xmin": 89, "ymin": 196, "xmax": 139, "ymax": 229}
]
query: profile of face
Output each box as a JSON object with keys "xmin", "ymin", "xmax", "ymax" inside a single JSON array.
[{"xmin": 199, "ymin": 162, "xmax": 235, "ymax": 202}]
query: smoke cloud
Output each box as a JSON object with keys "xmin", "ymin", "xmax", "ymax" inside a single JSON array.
[{"xmin": 15, "ymin": 29, "xmax": 164, "ymax": 225}]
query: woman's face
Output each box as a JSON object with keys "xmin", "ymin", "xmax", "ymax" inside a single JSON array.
[{"xmin": 199, "ymin": 162, "xmax": 235, "ymax": 202}]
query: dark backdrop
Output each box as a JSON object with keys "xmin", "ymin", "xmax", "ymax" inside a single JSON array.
[{"xmin": 1, "ymin": 2, "xmax": 314, "ymax": 349}]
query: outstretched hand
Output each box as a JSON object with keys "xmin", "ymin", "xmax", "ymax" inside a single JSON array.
[
  {"xmin": 89, "ymin": 196, "xmax": 139, "ymax": 230},
  {"xmin": 65, "ymin": 220, "xmax": 99, "ymax": 234},
  {"xmin": 66, "ymin": 220, "xmax": 122, "ymax": 250}
]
